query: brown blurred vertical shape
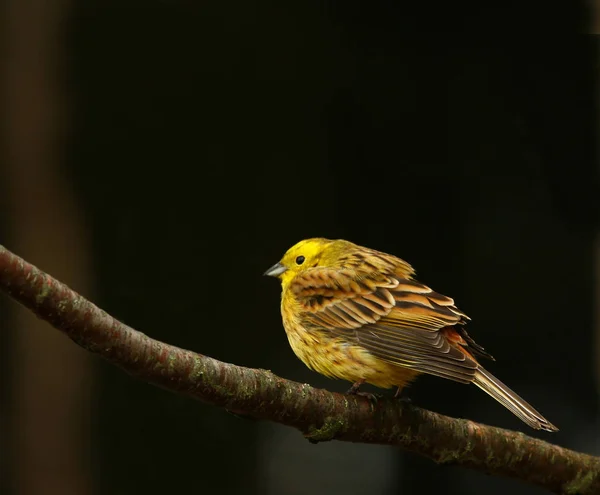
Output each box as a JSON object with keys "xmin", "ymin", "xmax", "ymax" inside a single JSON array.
[
  {"xmin": 4, "ymin": 0, "xmax": 94, "ymax": 494},
  {"xmin": 593, "ymin": 3, "xmax": 600, "ymax": 395}
]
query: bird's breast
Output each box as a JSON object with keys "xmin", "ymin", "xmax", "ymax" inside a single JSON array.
[{"xmin": 280, "ymin": 296, "xmax": 419, "ymax": 389}]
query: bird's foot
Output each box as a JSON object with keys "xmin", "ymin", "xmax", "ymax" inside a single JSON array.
[
  {"xmin": 346, "ymin": 381, "xmax": 380, "ymax": 403},
  {"xmin": 346, "ymin": 381, "xmax": 364, "ymax": 395},
  {"xmin": 394, "ymin": 387, "xmax": 412, "ymax": 404}
]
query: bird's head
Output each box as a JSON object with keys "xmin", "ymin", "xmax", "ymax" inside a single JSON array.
[{"xmin": 264, "ymin": 238, "xmax": 339, "ymax": 288}]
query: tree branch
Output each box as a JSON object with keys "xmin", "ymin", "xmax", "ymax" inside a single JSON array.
[{"xmin": 0, "ymin": 244, "xmax": 598, "ymax": 494}]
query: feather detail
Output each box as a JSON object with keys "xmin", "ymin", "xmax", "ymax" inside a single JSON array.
[
  {"xmin": 290, "ymin": 265, "xmax": 481, "ymax": 384},
  {"xmin": 473, "ymin": 367, "xmax": 558, "ymax": 431}
]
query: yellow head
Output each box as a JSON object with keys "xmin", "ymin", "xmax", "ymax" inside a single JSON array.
[
  {"xmin": 264, "ymin": 238, "xmax": 347, "ymax": 288},
  {"xmin": 265, "ymin": 238, "xmax": 416, "ymax": 289}
]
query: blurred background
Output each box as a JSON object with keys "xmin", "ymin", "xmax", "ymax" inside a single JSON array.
[{"xmin": 1, "ymin": 2, "xmax": 599, "ymax": 494}]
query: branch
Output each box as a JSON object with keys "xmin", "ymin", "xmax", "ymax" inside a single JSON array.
[{"xmin": 0, "ymin": 244, "xmax": 598, "ymax": 494}]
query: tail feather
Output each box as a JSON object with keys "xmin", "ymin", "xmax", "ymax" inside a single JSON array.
[{"xmin": 473, "ymin": 367, "xmax": 558, "ymax": 432}]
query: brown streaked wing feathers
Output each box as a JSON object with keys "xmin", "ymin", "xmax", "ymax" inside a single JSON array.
[
  {"xmin": 292, "ymin": 266, "xmax": 480, "ymax": 384},
  {"xmin": 291, "ymin": 268, "xmax": 398, "ymax": 330}
]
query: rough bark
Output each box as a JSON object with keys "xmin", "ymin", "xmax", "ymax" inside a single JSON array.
[{"xmin": 0, "ymin": 244, "xmax": 598, "ymax": 494}]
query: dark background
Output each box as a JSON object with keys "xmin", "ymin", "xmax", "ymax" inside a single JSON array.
[{"xmin": 1, "ymin": 2, "xmax": 598, "ymax": 494}]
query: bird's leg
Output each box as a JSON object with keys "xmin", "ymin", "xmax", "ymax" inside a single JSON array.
[
  {"xmin": 346, "ymin": 380, "xmax": 380, "ymax": 403},
  {"xmin": 394, "ymin": 386, "xmax": 412, "ymax": 404},
  {"xmin": 346, "ymin": 380, "xmax": 365, "ymax": 395}
]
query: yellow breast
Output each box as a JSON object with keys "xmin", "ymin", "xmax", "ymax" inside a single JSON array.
[{"xmin": 281, "ymin": 297, "xmax": 419, "ymax": 389}]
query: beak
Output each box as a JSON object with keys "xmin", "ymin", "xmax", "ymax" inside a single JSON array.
[{"xmin": 264, "ymin": 262, "xmax": 287, "ymax": 277}]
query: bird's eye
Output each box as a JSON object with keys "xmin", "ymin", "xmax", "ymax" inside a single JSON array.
[{"xmin": 295, "ymin": 255, "xmax": 305, "ymax": 265}]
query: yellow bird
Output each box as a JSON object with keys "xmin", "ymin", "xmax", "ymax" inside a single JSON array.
[{"xmin": 265, "ymin": 238, "xmax": 557, "ymax": 432}]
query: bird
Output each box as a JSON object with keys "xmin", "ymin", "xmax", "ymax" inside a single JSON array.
[{"xmin": 264, "ymin": 238, "xmax": 558, "ymax": 432}]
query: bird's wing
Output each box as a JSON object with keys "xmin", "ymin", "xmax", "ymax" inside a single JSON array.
[{"xmin": 291, "ymin": 268, "xmax": 487, "ymax": 383}]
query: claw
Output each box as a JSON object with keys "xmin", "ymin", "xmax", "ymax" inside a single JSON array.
[
  {"xmin": 346, "ymin": 380, "xmax": 380, "ymax": 403},
  {"xmin": 394, "ymin": 387, "xmax": 412, "ymax": 404},
  {"xmin": 346, "ymin": 381, "xmax": 364, "ymax": 395},
  {"xmin": 355, "ymin": 391, "xmax": 380, "ymax": 404}
]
